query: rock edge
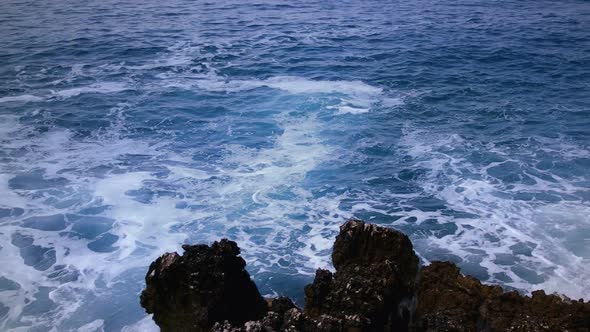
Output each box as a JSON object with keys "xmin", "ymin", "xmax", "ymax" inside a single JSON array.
[{"xmin": 140, "ymin": 220, "xmax": 590, "ymax": 331}]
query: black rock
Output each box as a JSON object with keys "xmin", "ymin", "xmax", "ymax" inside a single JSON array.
[{"xmin": 139, "ymin": 239, "xmax": 267, "ymax": 332}]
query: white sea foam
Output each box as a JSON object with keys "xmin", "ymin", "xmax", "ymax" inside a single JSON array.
[
  {"xmin": 254, "ymin": 76, "xmax": 382, "ymax": 95},
  {"xmin": 0, "ymin": 72, "xmax": 380, "ymax": 329},
  {"xmin": 389, "ymin": 124, "xmax": 590, "ymax": 300},
  {"xmin": 121, "ymin": 316, "xmax": 158, "ymax": 332},
  {"xmin": 0, "ymin": 107, "xmax": 196, "ymax": 329},
  {"xmin": 0, "ymin": 82, "xmax": 129, "ymax": 104},
  {"xmin": 52, "ymin": 82, "xmax": 129, "ymax": 99},
  {"xmin": 0, "ymin": 94, "xmax": 43, "ymax": 103},
  {"xmin": 138, "ymin": 41, "xmax": 386, "ymax": 116},
  {"xmin": 186, "ymin": 74, "xmax": 372, "ymax": 95},
  {"xmin": 156, "ymin": 71, "xmax": 384, "ymax": 116},
  {"xmin": 77, "ymin": 319, "xmax": 104, "ymax": 332}
]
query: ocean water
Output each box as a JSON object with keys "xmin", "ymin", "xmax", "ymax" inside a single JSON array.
[{"xmin": 0, "ymin": 0, "xmax": 589, "ymax": 330}]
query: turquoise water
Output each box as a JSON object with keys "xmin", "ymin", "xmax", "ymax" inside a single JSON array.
[{"xmin": 1, "ymin": 0, "xmax": 589, "ymax": 330}]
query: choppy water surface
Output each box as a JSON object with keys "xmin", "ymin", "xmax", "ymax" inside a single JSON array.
[{"xmin": 1, "ymin": 0, "xmax": 589, "ymax": 330}]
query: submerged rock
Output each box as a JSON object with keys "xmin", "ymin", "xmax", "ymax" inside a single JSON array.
[
  {"xmin": 140, "ymin": 239, "xmax": 267, "ymax": 332},
  {"xmin": 140, "ymin": 220, "xmax": 590, "ymax": 331}
]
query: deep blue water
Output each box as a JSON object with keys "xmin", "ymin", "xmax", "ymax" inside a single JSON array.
[{"xmin": 1, "ymin": 0, "xmax": 589, "ymax": 330}]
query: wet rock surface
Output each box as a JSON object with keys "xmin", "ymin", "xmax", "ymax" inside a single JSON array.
[
  {"xmin": 140, "ymin": 239, "xmax": 267, "ymax": 332},
  {"xmin": 412, "ymin": 261, "xmax": 590, "ymax": 332},
  {"xmin": 304, "ymin": 220, "xmax": 419, "ymax": 331},
  {"xmin": 140, "ymin": 220, "xmax": 590, "ymax": 331}
]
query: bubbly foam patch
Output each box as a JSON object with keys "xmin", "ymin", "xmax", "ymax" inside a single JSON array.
[
  {"xmin": 0, "ymin": 82, "xmax": 129, "ymax": 105},
  {"xmin": 121, "ymin": 316, "xmax": 158, "ymax": 332},
  {"xmin": 198, "ymin": 76, "xmax": 381, "ymax": 115},
  {"xmin": 0, "ymin": 108, "xmax": 190, "ymax": 329},
  {"xmin": 51, "ymin": 82, "xmax": 130, "ymax": 99},
  {"xmin": 0, "ymin": 71, "xmax": 377, "ymax": 330},
  {"xmin": 154, "ymin": 70, "xmax": 383, "ymax": 116},
  {"xmin": 385, "ymin": 126, "xmax": 590, "ymax": 299},
  {"xmin": 0, "ymin": 94, "xmax": 43, "ymax": 103},
  {"xmin": 255, "ymin": 76, "xmax": 382, "ymax": 95}
]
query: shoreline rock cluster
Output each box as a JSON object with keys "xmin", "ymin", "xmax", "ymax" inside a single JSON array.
[{"xmin": 140, "ymin": 220, "xmax": 590, "ymax": 331}]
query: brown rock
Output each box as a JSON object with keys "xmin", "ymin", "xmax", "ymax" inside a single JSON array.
[
  {"xmin": 140, "ymin": 220, "xmax": 590, "ymax": 332},
  {"xmin": 304, "ymin": 219, "xmax": 419, "ymax": 331},
  {"xmin": 412, "ymin": 261, "xmax": 590, "ymax": 332}
]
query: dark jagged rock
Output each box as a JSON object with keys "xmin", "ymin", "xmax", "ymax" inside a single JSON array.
[
  {"xmin": 141, "ymin": 220, "xmax": 590, "ymax": 332},
  {"xmin": 267, "ymin": 296, "xmax": 297, "ymax": 317},
  {"xmin": 411, "ymin": 261, "xmax": 590, "ymax": 332},
  {"xmin": 331, "ymin": 220, "xmax": 418, "ymax": 278},
  {"xmin": 139, "ymin": 239, "xmax": 267, "ymax": 332},
  {"xmin": 304, "ymin": 220, "xmax": 419, "ymax": 331},
  {"xmin": 411, "ymin": 262, "xmax": 501, "ymax": 331}
]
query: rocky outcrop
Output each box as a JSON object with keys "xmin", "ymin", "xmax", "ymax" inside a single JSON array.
[
  {"xmin": 140, "ymin": 220, "xmax": 590, "ymax": 332},
  {"xmin": 412, "ymin": 261, "xmax": 590, "ymax": 332},
  {"xmin": 304, "ymin": 220, "xmax": 418, "ymax": 331},
  {"xmin": 140, "ymin": 239, "xmax": 267, "ymax": 332}
]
